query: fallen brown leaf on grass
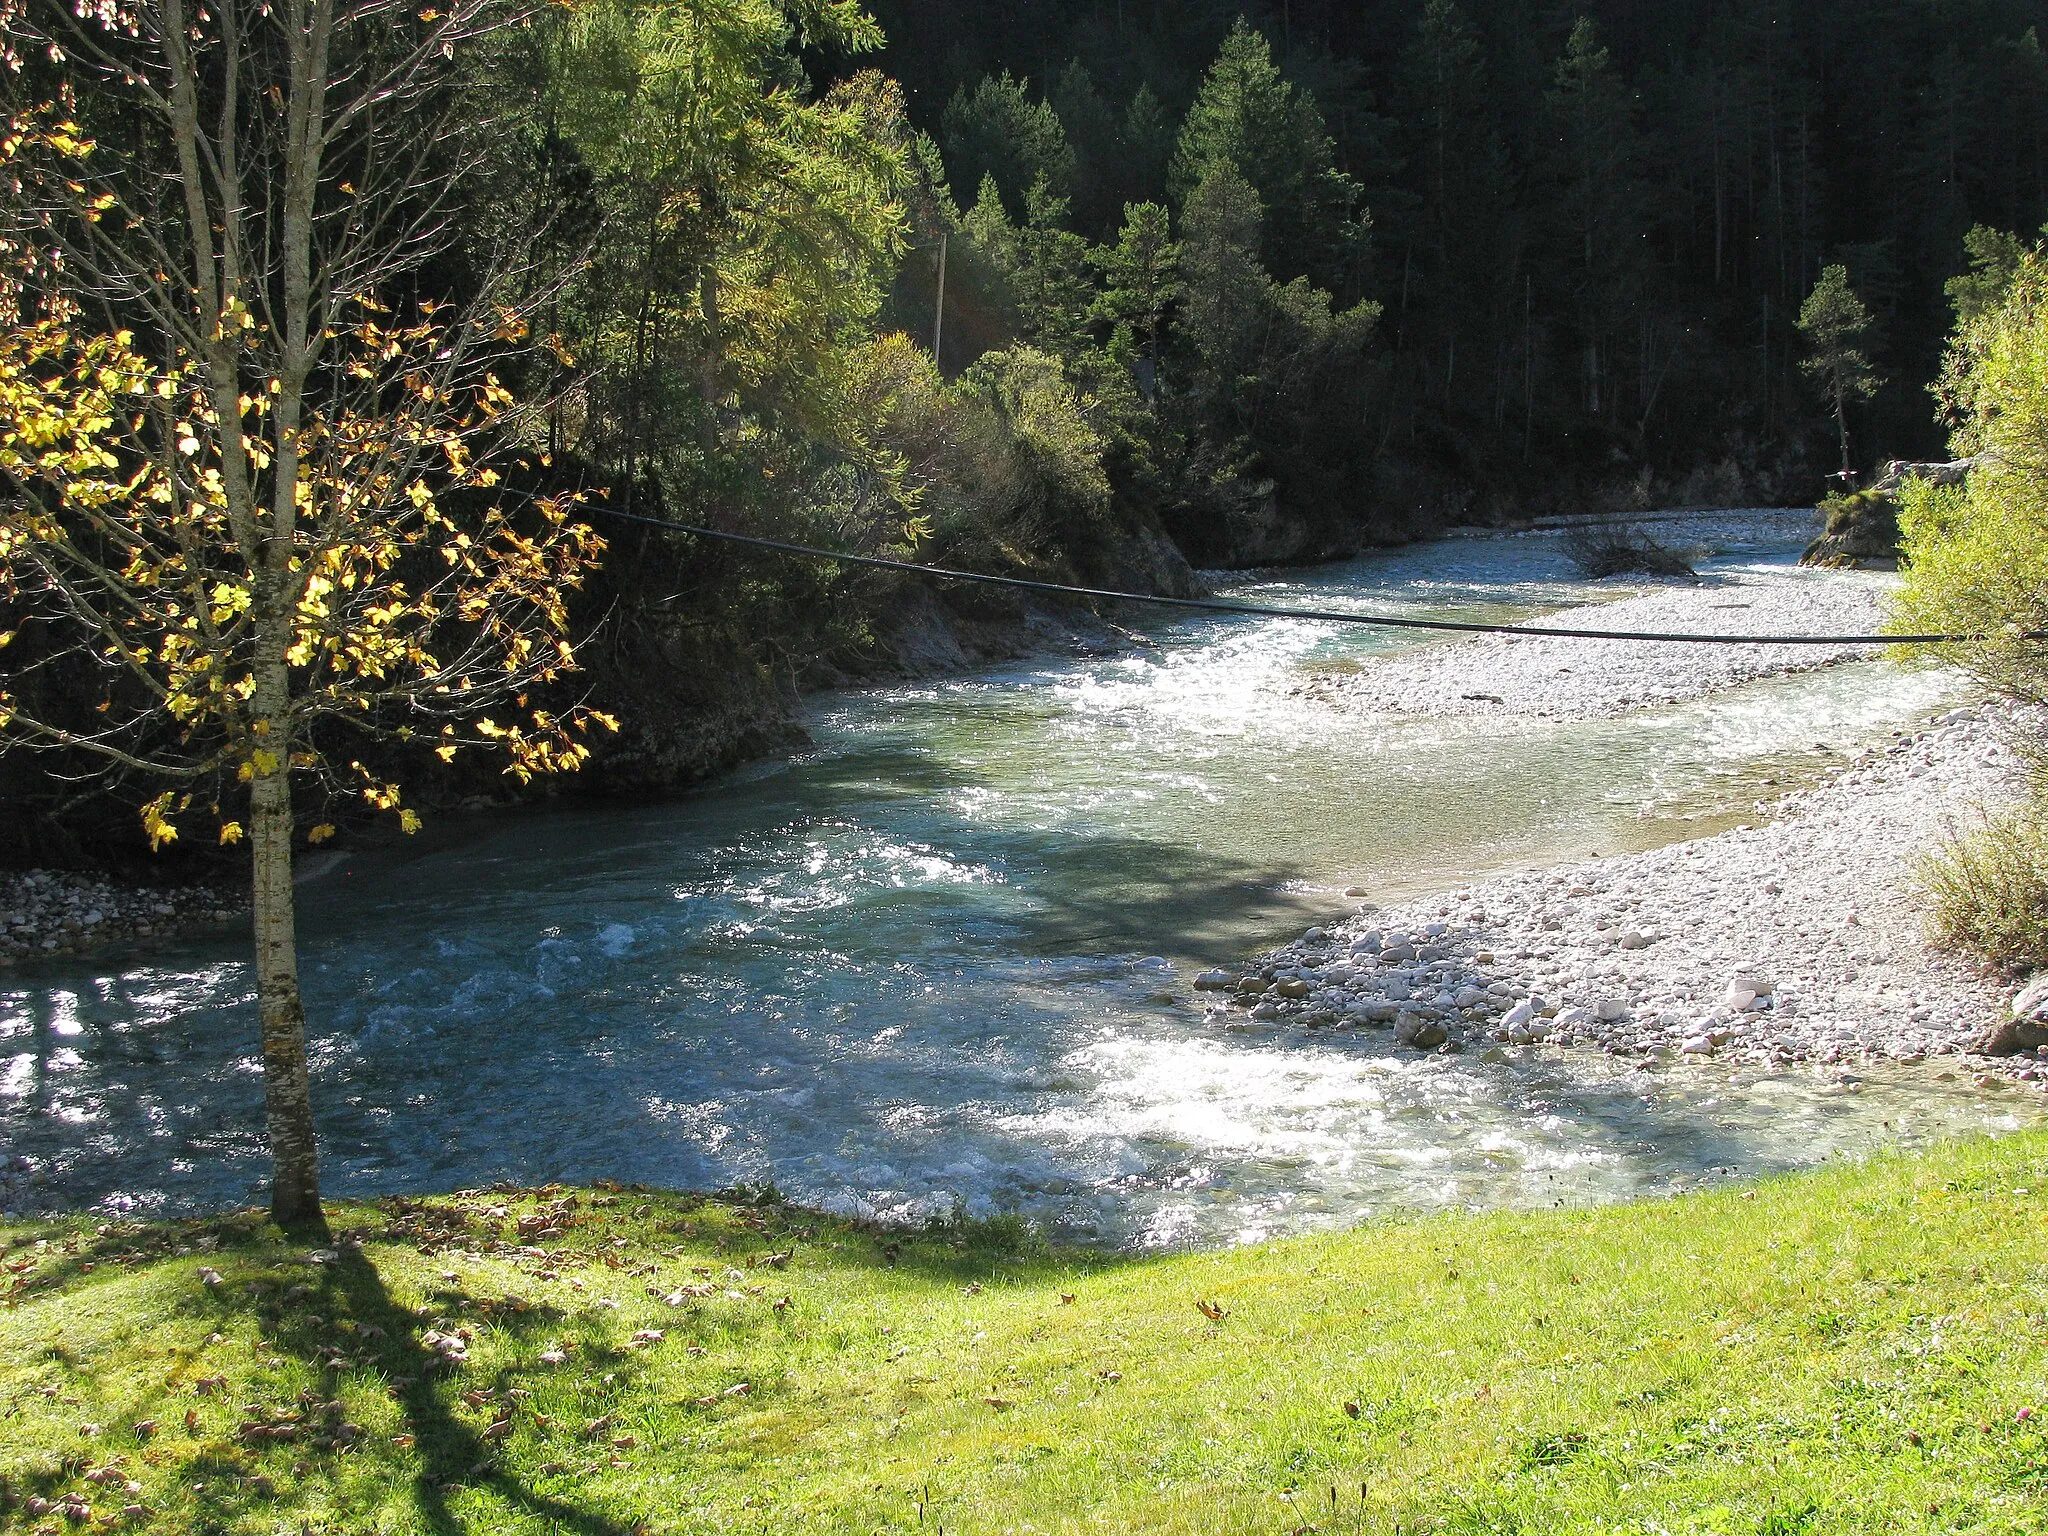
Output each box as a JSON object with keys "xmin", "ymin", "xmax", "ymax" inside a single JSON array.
[{"xmin": 1195, "ymin": 1299, "xmax": 1228, "ymax": 1322}]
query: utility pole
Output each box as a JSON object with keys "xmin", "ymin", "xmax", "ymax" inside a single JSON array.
[{"xmin": 933, "ymin": 230, "xmax": 948, "ymax": 368}]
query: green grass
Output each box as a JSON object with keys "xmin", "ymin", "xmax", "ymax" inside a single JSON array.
[{"xmin": 4, "ymin": 1135, "xmax": 2048, "ymax": 1535}]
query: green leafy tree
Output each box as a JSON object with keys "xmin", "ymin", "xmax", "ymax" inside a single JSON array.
[
  {"xmin": 0, "ymin": 6, "xmax": 613, "ymax": 1232},
  {"xmin": 1893, "ymin": 244, "xmax": 2048, "ymax": 965},
  {"xmin": 1893, "ymin": 244, "xmax": 2048, "ymax": 686},
  {"xmin": 1946, "ymin": 224, "xmax": 2036, "ymax": 326},
  {"xmin": 542, "ymin": 1, "xmax": 906, "ymax": 479},
  {"xmin": 1797, "ymin": 264, "xmax": 1883, "ymax": 476}
]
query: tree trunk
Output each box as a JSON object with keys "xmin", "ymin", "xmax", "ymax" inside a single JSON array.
[
  {"xmin": 698, "ymin": 264, "xmax": 722, "ymax": 454},
  {"xmin": 249, "ymin": 744, "xmax": 324, "ymax": 1234},
  {"xmin": 1834, "ymin": 379, "xmax": 1851, "ymax": 477}
]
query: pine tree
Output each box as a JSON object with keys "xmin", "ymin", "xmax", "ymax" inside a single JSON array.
[
  {"xmin": 1394, "ymin": 0, "xmax": 1517, "ymax": 412},
  {"xmin": 941, "ymin": 72, "xmax": 1075, "ymax": 222},
  {"xmin": 1093, "ymin": 202, "xmax": 1180, "ymax": 386},
  {"xmin": 1171, "ymin": 18, "xmax": 1361, "ymax": 288},
  {"xmin": 1798, "ymin": 264, "xmax": 1882, "ymax": 476},
  {"xmin": 1543, "ymin": 16, "xmax": 1647, "ymax": 417}
]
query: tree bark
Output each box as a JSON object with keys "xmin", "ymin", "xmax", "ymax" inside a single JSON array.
[
  {"xmin": 248, "ymin": 736, "xmax": 324, "ymax": 1233},
  {"xmin": 1834, "ymin": 378, "xmax": 1851, "ymax": 477}
]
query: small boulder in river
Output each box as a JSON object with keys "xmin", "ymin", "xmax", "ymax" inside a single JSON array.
[
  {"xmin": 1194, "ymin": 969, "xmax": 1235, "ymax": 990},
  {"xmin": 1971, "ymin": 974, "xmax": 2048, "ymax": 1056}
]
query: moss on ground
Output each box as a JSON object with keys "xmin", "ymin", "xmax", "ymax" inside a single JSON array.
[{"xmin": 3, "ymin": 1133, "xmax": 2048, "ymax": 1534}]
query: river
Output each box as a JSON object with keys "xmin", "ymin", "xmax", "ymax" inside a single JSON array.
[{"xmin": 1, "ymin": 515, "xmax": 2035, "ymax": 1244}]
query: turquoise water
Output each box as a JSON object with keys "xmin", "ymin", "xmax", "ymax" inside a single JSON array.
[{"xmin": 1, "ymin": 521, "xmax": 2033, "ymax": 1245}]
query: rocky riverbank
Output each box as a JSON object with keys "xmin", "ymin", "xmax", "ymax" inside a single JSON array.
[
  {"xmin": 0, "ymin": 868, "xmax": 244, "ymax": 967},
  {"xmin": 1197, "ymin": 696, "xmax": 2048, "ymax": 1086},
  {"xmin": 1294, "ymin": 563, "xmax": 1889, "ymax": 722}
]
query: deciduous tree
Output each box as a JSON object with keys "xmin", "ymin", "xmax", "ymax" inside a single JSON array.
[{"xmin": 0, "ymin": 0, "xmax": 613, "ymax": 1233}]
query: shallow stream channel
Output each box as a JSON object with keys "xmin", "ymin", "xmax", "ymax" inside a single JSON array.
[{"xmin": 2, "ymin": 513, "xmax": 2037, "ymax": 1243}]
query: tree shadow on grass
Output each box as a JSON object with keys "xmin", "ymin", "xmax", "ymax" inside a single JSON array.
[{"xmin": 304, "ymin": 1247, "xmax": 639, "ymax": 1536}]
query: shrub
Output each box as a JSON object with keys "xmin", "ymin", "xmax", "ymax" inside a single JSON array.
[
  {"xmin": 1891, "ymin": 246, "xmax": 2048, "ymax": 705},
  {"xmin": 1915, "ymin": 806, "xmax": 2048, "ymax": 972},
  {"xmin": 1558, "ymin": 521, "xmax": 1696, "ymax": 578}
]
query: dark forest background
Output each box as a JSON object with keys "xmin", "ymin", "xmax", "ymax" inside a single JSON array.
[{"xmin": 856, "ymin": 0, "xmax": 2046, "ymax": 549}]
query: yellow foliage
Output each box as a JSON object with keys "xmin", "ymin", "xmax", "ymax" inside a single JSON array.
[{"xmin": 0, "ymin": 228, "xmax": 613, "ymax": 850}]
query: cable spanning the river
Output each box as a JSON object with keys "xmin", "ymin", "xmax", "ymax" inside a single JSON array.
[{"xmin": 584, "ymin": 504, "xmax": 2044, "ymax": 647}]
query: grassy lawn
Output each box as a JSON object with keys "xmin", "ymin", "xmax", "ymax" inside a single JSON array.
[{"xmin": 2, "ymin": 1134, "xmax": 2046, "ymax": 1535}]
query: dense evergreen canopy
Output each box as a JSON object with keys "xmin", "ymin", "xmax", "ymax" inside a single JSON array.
[{"xmin": 7, "ymin": 0, "xmax": 2048, "ymax": 864}]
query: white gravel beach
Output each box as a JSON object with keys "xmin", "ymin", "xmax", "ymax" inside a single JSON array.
[
  {"xmin": 1293, "ymin": 564, "xmax": 1893, "ymax": 721},
  {"xmin": 1203, "ymin": 559, "xmax": 2048, "ymax": 1086}
]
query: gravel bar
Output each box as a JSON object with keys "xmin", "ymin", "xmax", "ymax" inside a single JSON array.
[
  {"xmin": 1298, "ymin": 565, "xmax": 1893, "ymax": 722},
  {"xmin": 1197, "ymin": 698, "xmax": 2048, "ymax": 1089}
]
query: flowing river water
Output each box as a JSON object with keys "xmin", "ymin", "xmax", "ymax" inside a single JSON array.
[{"xmin": 1, "ymin": 516, "xmax": 2037, "ymax": 1244}]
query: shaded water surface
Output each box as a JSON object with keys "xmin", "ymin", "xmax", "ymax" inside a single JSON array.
[{"xmin": 2, "ymin": 520, "xmax": 2034, "ymax": 1244}]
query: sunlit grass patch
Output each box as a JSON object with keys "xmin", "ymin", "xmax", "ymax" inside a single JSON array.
[{"xmin": 2, "ymin": 1137, "xmax": 2047, "ymax": 1533}]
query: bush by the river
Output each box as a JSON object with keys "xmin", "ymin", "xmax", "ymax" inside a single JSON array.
[
  {"xmin": 1559, "ymin": 520, "xmax": 1696, "ymax": 578},
  {"xmin": 1803, "ymin": 486, "xmax": 1903, "ymax": 568},
  {"xmin": 1917, "ymin": 806, "xmax": 2048, "ymax": 973},
  {"xmin": 1893, "ymin": 243, "xmax": 2048, "ymax": 972}
]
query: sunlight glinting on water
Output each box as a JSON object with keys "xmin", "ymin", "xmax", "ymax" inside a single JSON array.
[{"xmin": 0, "ymin": 517, "xmax": 2036, "ymax": 1243}]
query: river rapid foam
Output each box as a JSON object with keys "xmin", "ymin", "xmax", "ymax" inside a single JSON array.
[{"xmin": 2, "ymin": 512, "xmax": 2038, "ymax": 1244}]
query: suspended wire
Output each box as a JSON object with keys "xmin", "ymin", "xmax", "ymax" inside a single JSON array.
[{"xmin": 583, "ymin": 503, "xmax": 2042, "ymax": 647}]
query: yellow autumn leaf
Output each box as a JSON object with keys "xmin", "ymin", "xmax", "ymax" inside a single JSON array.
[
  {"xmin": 217, "ymin": 821, "xmax": 244, "ymax": 845},
  {"xmin": 307, "ymin": 823, "xmax": 337, "ymax": 845}
]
